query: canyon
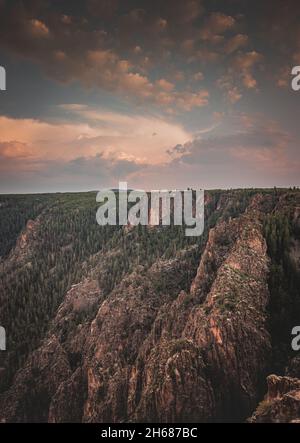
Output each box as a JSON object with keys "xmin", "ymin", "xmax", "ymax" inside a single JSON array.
[{"xmin": 0, "ymin": 189, "xmax": 299, "ymax": 422}]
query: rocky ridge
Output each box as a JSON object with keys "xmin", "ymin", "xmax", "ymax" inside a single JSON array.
[{"xmin": 0, "ymin": 190, "xmax": 299, "ymax": 422}]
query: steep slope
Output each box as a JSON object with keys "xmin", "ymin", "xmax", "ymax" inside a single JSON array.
[
  {"xmin": 131, "ymin": 194, "xmax": 271, "ymax": 422},
  {"xmin": 249, "ymin": 374, "xmax": 300, "ymax": 423},
  {"xmin": 0, "ymin": 190, "xmax": 280, "ymax": 423},
  {"xmin": 0, "ymin": 193, "xmax": 118, "ymax": 390},
  {"xmin": 249, "ymin": 192, "xmax": 300, "ymax": 423}
]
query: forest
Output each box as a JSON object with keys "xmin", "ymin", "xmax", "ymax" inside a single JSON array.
[{"xmin": 0, "ymin": 188, "xmax": 299, "ymax": 422}]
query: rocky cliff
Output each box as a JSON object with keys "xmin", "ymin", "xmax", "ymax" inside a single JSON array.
[{"xmin": 0, "ymin": 189, "xmax": 299, "ymax": 422}]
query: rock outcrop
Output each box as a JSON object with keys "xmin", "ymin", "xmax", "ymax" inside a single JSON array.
[
  {"xmin": 0, "ymin": 190, "xmax": 299, "ymax": 423},
  {"xmin": 249, "ymin": 375, "xmax": 300, "ymax": 423}
]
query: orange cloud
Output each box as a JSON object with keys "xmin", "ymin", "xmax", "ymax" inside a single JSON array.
[
  {"xmin": 200, "ymin": 13, "xmax": 235, "ymax": 42},
  {"xmin": 224, "ymin": 34, "xmax": 248, "ymax": 54},
  {"xmin": 0, "ymin": 141, "xmax": 32, "ymax": 158},
  {"xmin": 233, "ymin": 51, "xmax": 263, "ymax": 89},
  {"xmin": 156, "ymin": 78, "xmax": 175, "ymax": 92},
  {"xmin": 0, "ymin": 108, "xmax": 192, "ymax": 165},
  {"xmin": 30, "ymin": 19, "xmax": 50, "ymax": 37}
]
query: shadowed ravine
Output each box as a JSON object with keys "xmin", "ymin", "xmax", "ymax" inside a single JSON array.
[{"xmin": 0, "ymin": 189, "xmax": 300, "ymax": 423}]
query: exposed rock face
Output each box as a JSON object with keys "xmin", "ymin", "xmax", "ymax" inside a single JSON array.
[
  {"xmin": 249, "ymin": 375, "xmax": 300, "ymax": 423},
  {"xmin": 0, "ymin": 336, "xmax": 71, "ymax": 422},
  {"xmin": 7, "ymin": 218, "xmax": 40, "ymax": 264},
  {"xmin": 0, "ymin": 190, "xmax": 299, "ymax": 423},
  {"xmin": 184, "ymin": 197, "xmax": 271, "ymax": 420},
  {"xmin": 250, "ymin": 354, "xmax": 300, "ymax": 423},
  {"xmin": 49, "ymin": 368, "xmax": 87, "ymax": 423}
]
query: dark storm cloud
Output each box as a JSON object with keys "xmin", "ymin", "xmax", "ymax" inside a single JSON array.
[
  {"xmin": 168, "ymin": 114, "xmax": 293, "ymax": 169},
  {"xmin": 1, "ymin": 0, "xmax": 299, "ymax": 97},
  {"xmin": 0, "ymin": 147, "xmax": 144, "ymax": 193},
  {"xmin": 0, "ymin": 0, "xmax": 265, "ymax": 109},
  {"xmin": 254, "ymin": 0, "xmax": 300, "ymax": 84},
  {"xmin": 1, "ymin": 0, "xmax": 300, "ymax": 193},
  {"xmin": 64, "ymin": 152, "xmax": 141, "ymax": 178},
  {"xmin": 0, "ymin": 0, "xmax": 214, "ymax": 110}
]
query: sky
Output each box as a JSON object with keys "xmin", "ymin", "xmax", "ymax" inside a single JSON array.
[{"xmin": 0, "ymin": 0, "xmax": 299, "ymax": 193}]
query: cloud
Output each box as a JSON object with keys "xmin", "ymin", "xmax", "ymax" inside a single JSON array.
[
  {"xmin": 60, "ymin": 105, "xmax": 192, "ymax": 163},
  {"xmin": 234, "ymin": 51, "xmax": 262, "ymax": 71},
  {"xmin": 193, "ymin": 72, "xmax": 204, "ymax": 81},
  {"xmin": 76, "ymin": 50, "xmax": 209, "ymax": 110},
  {"xmin": 217, "ymin": 50, "xmax": 263, "ymax": 101},
  {"xmin": 256, "ymin": 0, "xmax": 300, "ymax": 66},
  {"xmin": 0, "ymin": 141, "xmax": 32, "ymax": 158},
  {"xmin": 233, "ymin": 51, "xmax": 263, "ymax": 90},
  {"xmin": 275, "ymin": 66, "xmax": 290, "ymax": 88},
  {"xmin": 0, "ymin": 110, "xmax": 299, "ymax": 192},
  {"xmin": 227, "ymin": 87, "xmax": 243, "ymax": 104},
  {"xmin": 0, "ymin": 0, "xmax": 209, "ymax": 112},
  {"xmin": 166, "ymin": 143, "xmax": 187, "ymax": 156},
  {"xmin": 156, "ymin": 78, "xmax": 175, "ymax": 92},
  {"xmin": 0, "ymin": 109, "xmax": 165, "ymax": 192},
  {"xmin": 173, "ymin": 90, "xmax": 209, "ymax": 111},
  {"xmin": 169, "ymin": 114, "xmax": 294, "ymax": 176},
  {"xmin": 199, "ymin": 13, "xmax": 235, "ymax": 42},
  {"xmin": 63, "ymin": 152, "xmax": 141, "ymax": 179},
  {"xmin": 189, "ymin": 48, "xmax": 220, "ymax": 63},
  {"xmin": 131, "ymin": 114, "xmax": 298, "ymax": 190},
  {"xmin": 224, "ymin": 34, "xmax": 248, "ymax": 54},
  {"xmin": 30, "ymin": 19, "xmax": 50, "ymax": 37},
  {"xmin": 160, "ymin": 0, "xmax": 204, "ymax": 25},
  {"xmin": 0, "ymin": 150, "xmax": 143, "ymax": 193},
  {"xmin": 0, "ymin": 0, "xmax": 210, "ymax": 113},
  {"xmin": 217, "ymin": 75, "xmax": 242, "ymax": 104},
  {"xmin": 0, "ymin": 1, "xmax": 268, "ymax": 113},
  {"xmin": 0, "ymin": 107, "xmax": 192, "ymax": 166}
]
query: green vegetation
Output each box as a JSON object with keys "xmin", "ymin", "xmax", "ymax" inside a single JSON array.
[
  {"xmin": 0, "ymin": 190, "xmax": 218, "ymax": 389},
  {"xmin": 264, "ymin": 207, "xmax": 300, "ymax": 373},
  {"xmin": 0, "ymin": 192, "xmax": 118, "ymax": 386},
  {"xmin": 0, "ymin": 188, "xmax": 299, "ymax": 394}
]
